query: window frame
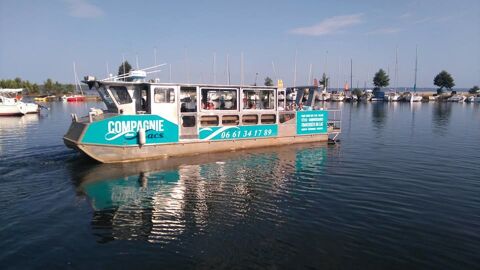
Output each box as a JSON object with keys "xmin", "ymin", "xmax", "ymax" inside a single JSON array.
[
  {"xmin": 154, "ymin": 87, "xmax": 175, "ymax": 103},
  {"xmin": 200, "ymin": 87, "xmax": 238, "ymax": 111}
]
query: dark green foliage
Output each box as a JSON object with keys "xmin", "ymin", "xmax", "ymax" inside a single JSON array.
[
  {"xmin": 319, "ymin": 73, "xmax": 329, "ymax": 88},
  {"xmin": 118, "ymin": 61, "xmax": 132, "ymax": 76},
  {"xmin": 0, "ymin": 78, "xmax": 39, "ymax": 94},
  {"xmin": 1, "ymin": 77, "xmax": 78, "ymax": 95},
  {"xmin": 264, "ymin": 77, "xmax": 273, "ymax": 86},
  {"xmin": 434, "ymin": 70, "xmax": 455, "ymax": 94},
  {"xmin": 352, "ymin": 88, "xmax": 363, "ymax": 97},
  {"xmin": 373, "ymin": 69, "xmax": 389, "ymax": 89},
  {"xmin": 468, "ymin": 85, "xmax": 479, "ymax": 94}
]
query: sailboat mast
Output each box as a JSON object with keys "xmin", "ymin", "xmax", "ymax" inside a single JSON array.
[
  {"xmin": 414, "ymin": 46, "xmax": 418, "ymax": 93},
  {"xmin": 395, "ymin": 47, "xmax": 398, "ymax": 91},
  {"xmin": 350, "ymin": 59, "xmax": 353, "ymax": 90}
]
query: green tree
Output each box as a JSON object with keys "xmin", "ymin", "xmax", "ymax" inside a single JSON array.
[
  {"xmin": 65, "ymin": 84, "xmax": 75, "ymax": 94},
  {"xmin": 469, "ymin": 85, "xmax": 480, "ymax": 94},
  {"xmin": 352, "ymin": 88, "xmax": 363, "ymax": 97},
  {"xmin": 264, "ymin": 77, "xmax": 273, "ymax": 86},
  {"xmin": 319, "ymin": 73, "xmax": 329, "ymax": 89},
  {"xmin": 434, "ymin": 70, "xmax": 455, "ymax": 94},
  {"xmin": 31, "ymin": 83, "xmax": 40, "ymax": 94},
  {"xmin": 373, "ymin": 69, "xmax": 389, "ymax": 90},
  {"xmin": 118, "ymin": 61, "xmax": 132, "ymax": 76},
  {"xmin": 44, "ymin": 78, "xmax": 54, "ymax": 93}
]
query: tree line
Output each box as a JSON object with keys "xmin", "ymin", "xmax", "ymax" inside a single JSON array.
[
  {"xmin": 0, "ymin": 78, "xmax": 76, "ymax": 95},
  {"xmin": 372, "ymin": 69, "xmax": 479, "ymax": 94}
]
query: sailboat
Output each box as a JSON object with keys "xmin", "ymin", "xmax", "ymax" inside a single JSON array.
[
  {"xmin": 385, "ymin": 48, "xmax": 402, "ymax": 101},
  {"xmin": 66, "ymin": 62, "xmax": 85, "ymax": 102},
  {"xmin": 408, "ymin": 47, "xmax": 423, "ymax": 102}
]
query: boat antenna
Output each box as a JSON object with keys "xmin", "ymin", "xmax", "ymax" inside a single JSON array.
[
  {"xmin": 226, "ymin": 53, "xmax": 231, "ymax": 85},
  {"xmin": 136, "ymin": 54, "xmax": 139, "ymax": 69},
  {"xmin": 154, "ymin": 47, "xmax": 157, "ymax": 66},
  {"xmin": 241, "ymin": 52, "xmax": 244, "ymax": 85},
  {"xmin": 293, "ymin": 50, "xmax": 297, "ymax": 87},
  {"xmin": 254, "ymin": 72, "xmax": 258, "ymax": 86},
  {"xmin": 308, "ymin": 63, "xmax": 313, "ymax": 85},
  {"xmin": 122, "ymin": 54, "xmax": 126, "ymax": 81},
  {"xmin": 414, "ymin": 45, "xmax": 418, "ymax": 93},
  {"xmin": 184, "ymin": 48, "xmax": 190, "ymax": 83},
  {"xmin": 272, "ymin": 61, "xmax": 278, "ymax": 82},
  {"xmin": 106, "ymin": 61, "xmax": 109, "ymax": 78},
  {"xmin": 213, "ymin": 52, "xmax": 217, "ymax": 84}
]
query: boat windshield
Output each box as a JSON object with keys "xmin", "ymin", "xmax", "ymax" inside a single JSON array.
[
  {"xmin": 97, "ymin": 86, "xmax": 118, "ymax": 111},
  {"xmin": 110, "ymin": 86, "xmax": 132, "ymax": 104}
]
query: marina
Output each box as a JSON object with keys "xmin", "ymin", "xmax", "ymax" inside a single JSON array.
[{"xmin": 1, "ymin": 0, "xmax": 479, "ymax": 269}]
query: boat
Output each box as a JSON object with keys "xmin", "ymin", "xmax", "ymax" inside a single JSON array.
[
  {"xmin": 66, "ymin": 94, "xmax": 86, "ymax": 102},
  {"xmin": 371, "ymin": 90, "xmax": 385, "ymax": 101},
  {"xmin": 0, "ymin": 88, "xmax": 39, "ymax": 116},
  {"xmin": 330, "ymin": 91, "xmax": 345, "ymax": 102},
  {"xmin": 360, "ymin": 89, "xmax": 373, "ymax": 101},
  {"xmin": 409, "ymin": 47, "xmax": 423, "ymax": 103},
  {"xmin": 447, "ymin": 94, "xmax": 466, "ymax": 102},
  {"xmin": 466, "ymin": 95, "xmax": 480, "ymax": 102},
  {"xmin": 66, "ymin": 62, "xmax": 86, "ymax": 102},
  {"xmin": 384, "ymin": 92, "xmax": 401, "ymax": 101},
  {"xmin": 63, "ymin": 67, "xmax": 342, "ymax": 163}
]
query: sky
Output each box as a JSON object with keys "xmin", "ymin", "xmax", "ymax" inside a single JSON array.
[{"xmin": 0, "ymin": 0, "xmax": 479, "ymax": 88}]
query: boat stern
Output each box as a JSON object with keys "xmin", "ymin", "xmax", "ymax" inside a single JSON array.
[{"xmin": 63, "ymin": 116, "xmax": 88, "ymax": 149}]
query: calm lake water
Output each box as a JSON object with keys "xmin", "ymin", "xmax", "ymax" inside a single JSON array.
[{"xmin": 1, "ymin": 101, "xmax": 479, "ymax": 269}]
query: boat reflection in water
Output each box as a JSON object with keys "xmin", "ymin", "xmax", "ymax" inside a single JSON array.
[{"xmin": 73, "ymin": 143, "xmax": 329, "ymax": 244}]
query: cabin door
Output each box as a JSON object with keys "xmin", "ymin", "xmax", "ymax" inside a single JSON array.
[
  {"xmin": 179, "ymin": 86, "xmax": 198, "ymax": 140},
  {"xmin": 150, "ymin": 85, "xmax": 179, "ymax": 125}
]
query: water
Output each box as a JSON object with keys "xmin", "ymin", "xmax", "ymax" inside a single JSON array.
[{"xmin": 1, "ymin": 101, "xmax": 479, "ymax": 269}]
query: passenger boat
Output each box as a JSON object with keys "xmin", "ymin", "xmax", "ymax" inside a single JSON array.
[
  {"xmin": 63, "ymin": 68, "xmax": 341, "ymax": 163},
  {"xmin": 0, "ymin": 88, "xmax": 39, "ymax": 116}
]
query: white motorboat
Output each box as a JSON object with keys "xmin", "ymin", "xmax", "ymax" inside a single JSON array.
[
  {"xmin": 447, "ymin": 94, "xmax": 466, "ymax": 102},
  {"xmin": 466, "ymin": 95, "xmax": 480, "ymax": 102},
  {"xmin": 384, "ymin": 92, "xmax": 401, "ymax": 101},
  {"xmin": 330, "ymin": 92, "xmax": 345, "ymax": 102},
  {"xmin": 0, "ymin": 88, "xmax": 38, "ymax": 116}
]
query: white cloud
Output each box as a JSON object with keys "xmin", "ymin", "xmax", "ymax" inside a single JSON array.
[
  {"xmin": 65, "ymin": 0, "xmax": 104, "ymax": 18},
  {"xmin": 367, "ymin": 27, "xmax": 402, "ymax": 35},
  {"xmin": 289, "ymin": 14, "xmax": 364, "ymax": 36}
]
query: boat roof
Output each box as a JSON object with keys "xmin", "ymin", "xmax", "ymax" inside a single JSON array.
[
  {"xmin": 84, "ymin": 78, "xmax": 279, "ymax": 90},
  {"xmin": 0, "ymin": 88, "xmax": 23, "ymax": 93}
]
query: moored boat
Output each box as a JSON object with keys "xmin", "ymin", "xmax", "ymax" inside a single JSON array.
[
  {"xmin": 63, "ymin": 69, "xmax": 342, "ymax": 163},
  {"xmin": 0, "ymin": 88, "xmax": 38, "ymax": 116},
  {"xmin": 447, "ymin": 94, "xmax": 466, "ymax": 102}
]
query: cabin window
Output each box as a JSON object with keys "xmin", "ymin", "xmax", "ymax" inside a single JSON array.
[
  {"xmin": 242, "ymin": 114, "xmax": 258, "ymax": 125},
  {"xmin": 222, "ymin": 115, "xmax": 239, "ymax": 126},
  {"xmin": 279, "ymin": 113, "xmax": 295, "ymax": 123},
  {"xmin": 242, "ymin": 89, "xmax": 275, "ymax": 110},
  {"xmin": 180, "ymin": 87, "xmax": 197, "ymax": 112},
  {"xmin": 182, "ymin": 116, "xmax": 196, "ymax": 127},
  {"xmin": 200, "ymin": 115, "xmax": 219, "ymax": 126},
  {"xmin": 109, "ymin": 86, "xmax": 132, "ymax": 104},
  {"xmin": 154, "ymin": 87, "xmax": 175, "ymax": 103},
  {"xmin": 201, "ymin": 88, "xmax": 237, "ymax": 110},
  {"xmin": 261, "ymin": 114, "xmax": 276, "ymax": 124}
]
